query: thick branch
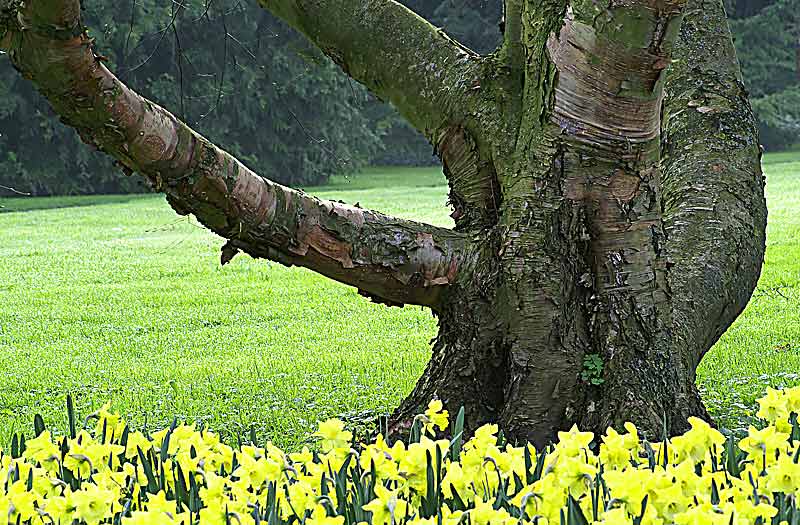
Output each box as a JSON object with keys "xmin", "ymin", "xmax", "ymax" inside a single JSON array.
[
  {"xmin": 0, "ymin": 0, "xmax": 474, "ymax": 310},
  {"xmin": 500, "ymin": 0, "xmax": 524, "ymax": 68},
  {"xmin": 258, "ymin": 0, "xmax": 483, "ymax": 142},
  {"xmin": 661, "ymin": 0, "xmax": 767, "ymax": 367}
]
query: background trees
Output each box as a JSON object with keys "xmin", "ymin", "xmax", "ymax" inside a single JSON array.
[
  {"xmin": 0, "ymin": 1, "xmax": 381, "ymax": 195},
  {"xmin": 731, "ymin": 0, "xmax": 800, "ymax": 149},
  {"xmin": 0, "ymin": 0, "xmax": 796, "ymax": 196}
]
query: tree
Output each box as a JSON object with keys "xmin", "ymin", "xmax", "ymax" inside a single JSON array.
[{"xmin": 0, "ymin": 0, "xmax": 766, "ymax": 446}]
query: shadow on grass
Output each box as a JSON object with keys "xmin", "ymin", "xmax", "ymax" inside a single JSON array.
[{"xmin": 0, "ymin": 193, "xmax": 152, "ymax": 213}]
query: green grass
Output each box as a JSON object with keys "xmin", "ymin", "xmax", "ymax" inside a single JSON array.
[
  {"xmin": 698, "ymin": 155, "xmax": 800, "ymax": 432},
  {"xmin": 0, "ymin": 167, "xmax": 450, "ymax": 448},
  {"xmin": 762, "ymin": 149, "xmax": 800, "ymax": 166},
  {"xmin": 0, "ymin": 156, "xmax": 798, "ymax": 446}
]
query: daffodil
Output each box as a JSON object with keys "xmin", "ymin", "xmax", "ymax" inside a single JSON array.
[
  {"xmin": 599, "ymin": 426, "xmax": 635, "ymax": 470},
  {"xmin": 363, "ymin": 484, "xmax": 408, "ymax": 525},
  {"xmin": 757, "ymin": 387, "xmax": 789, "ymax": 423},
  {"xmin": 739, "ymin": 424, "xmax": 790, "ymax": 468},
  {"xmin": 765, "ymin": 454, "xmax": 800, "ymax": 494},
  {"xmin": 670, "ymin": 416, "xmax": 725, "ymax": 464},
  {"xmin": 5, "ymin": 480, "xmax": 38, "ymax": 522},
  {"xmin": 422, "ymin": 399, "xmax": 449, "ymax": 435},
  {"xmin": 2, "ymin": 390, "xmax": 800, "ymax": 525},
  {"xmin": 92, "ymin": 402, "xmax": 127, "ymax": 442},
  {"xmin": 22, "ymin": 430, "xmax": 61, "ymax": 471},
  {"xmin": 314, "ymin": 419, "xmax": 353, "ymax": 452},
  {"xmin": 125, "ymin": 430, "xmax": 154, "ymax": 460},
  {"xmin": 555, "ymin": 425, "xmax": 595, "ymax": 458},
  {"xmin": 71, "ymin": 484, "xmax": 116, "ymax": 525},
  {"xmin": 306, "ymin": 504, "xmax": 345, "ymax": 525},
  {"xmin": 469, "ymin": 498, "xmax": 514, "ymax": 525}
]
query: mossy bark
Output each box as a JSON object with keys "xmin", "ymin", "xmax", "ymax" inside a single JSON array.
[
  {"xmin": 1, "ymin": 0, "xmax": 766, "ymax": 446},
  {"xmin": 394, "ymin": 0, "xmax": 764, "ymax": 446}
]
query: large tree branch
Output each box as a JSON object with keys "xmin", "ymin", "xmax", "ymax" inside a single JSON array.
[
  {"xmin": 0, "ymin": 0, "xmax": 475, "ymax": 310},
  {"xmin": 661, "ymin": 0, "xmax": 767, "ymax": 368},
  {"xmin": 257, "ymin": 0, "xmax": 484, "ymax": 142},
  {"xmin": 500, "ymin": 0, "xmax": 524, "ymax": 68}
]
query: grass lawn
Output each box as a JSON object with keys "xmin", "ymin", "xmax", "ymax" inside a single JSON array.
[
  {"xmin": 697, "ymin": 153, "xmax": 800, "ymax": 432},
  {"xmin": 0, "ymin": 158, "xmax": 798, "ymax": 446}
]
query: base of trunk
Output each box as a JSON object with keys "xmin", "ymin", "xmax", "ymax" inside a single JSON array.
[
  {"xmin": 390, "ymin": 271, "xmax": 509, "ymax": 436},
  {"xmin": 390, "ymin": 288, "xmax": 712, "ymax": 447}
]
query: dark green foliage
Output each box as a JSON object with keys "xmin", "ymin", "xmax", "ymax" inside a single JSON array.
[
  {"xmin": 3, "ymin": 0, "xmax": 796, "ymax": 194},
  {"xmin": 0, "ymin": 0, "xmax": 381, "ymax": 196},
  {"xmin": 751, "ymin": 87, "xmax": 800, "ymax": 149},
  {"xmin": 0, "ymin": 70, "xmax": 149, "ymax": 196},
  {"xmin": 420, "ymin": 0, "xmax": 503, "ymax": 54},
  {"xmin": 725, "ymin": 0, "xmax": 778, "ymax": 19},
  {"xmin": 367, "ymin": 111, "xmax": 436, "ymax": 167},
  {"xmin": 731, "ymin": 0, "xmax": 798, "ymax": 99},
  {"xmin": 730, "ymin": 0, "xmax": 799, "ymax": 150}
]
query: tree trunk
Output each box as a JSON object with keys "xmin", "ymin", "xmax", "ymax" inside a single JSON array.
[
  {"xmin": 0, "ymin": 0, "xmax": 765, "ymax": 447},
  {"xmin": 396, "ymin": 0, "xmax": 766, "ymax": 447}
]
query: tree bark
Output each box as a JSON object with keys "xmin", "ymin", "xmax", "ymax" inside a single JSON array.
[
  {"xmin": 661, "ymin": 0, "xmax": 766, "ymax": 418},
  {"xmin": 0, "ymin": 0, "xmax": 766, "ymax": 447}
]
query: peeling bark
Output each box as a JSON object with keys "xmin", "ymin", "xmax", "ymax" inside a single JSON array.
[
  {"xmin": 436, "ymin": 126, "xmax": 500, "ymax": 230},
  {"xmin": 543, "ymin": 0, "xmax": 694, "ymax": 438}
]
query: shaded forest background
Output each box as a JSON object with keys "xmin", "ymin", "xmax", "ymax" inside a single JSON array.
[{"xmin": 0, "ymin": 0, "xmax": 797, "ymax": 195}]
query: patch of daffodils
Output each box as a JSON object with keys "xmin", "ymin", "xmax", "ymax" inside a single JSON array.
[{"xmin": 3, "ymin": 390, "xmax": 800, "ymax": 524}]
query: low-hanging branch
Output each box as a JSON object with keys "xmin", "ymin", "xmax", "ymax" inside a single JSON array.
[{"xmin": 0, "ymin": 0, "xmax": 475, "ymax": 310}]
